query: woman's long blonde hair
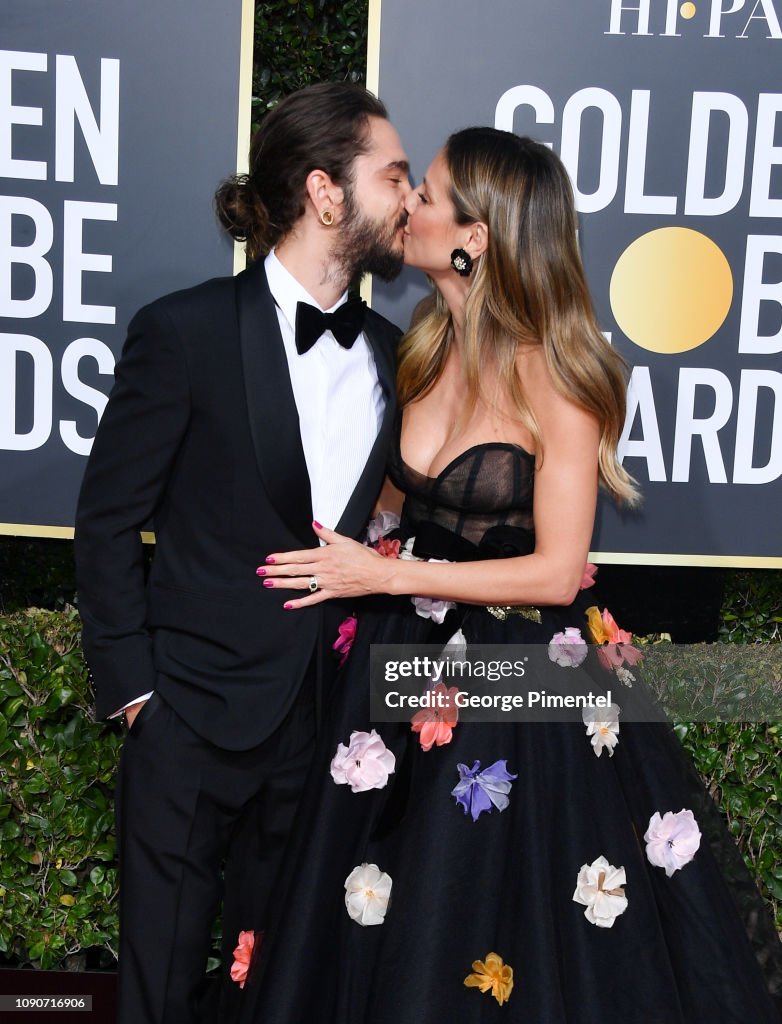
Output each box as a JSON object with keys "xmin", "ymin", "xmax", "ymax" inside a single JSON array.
[{"xmin": 398, "ymin": 127, "xmax": 638, "ymax": 505}]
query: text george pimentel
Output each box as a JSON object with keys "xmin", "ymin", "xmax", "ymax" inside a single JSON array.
[{"xmin": 384, "ymin": 690, "xmax": 613, "ymax": 710}]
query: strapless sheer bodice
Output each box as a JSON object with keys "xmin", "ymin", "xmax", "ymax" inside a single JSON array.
[{"xmin": 387, "ymin": 425, "xmax": 536, "ymax": 551}]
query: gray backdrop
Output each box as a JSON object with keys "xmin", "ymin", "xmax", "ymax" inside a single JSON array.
[
  {"xmin": 372, "ymin": 0, "xmax": 781, "ymax": 563},
  {"xmin": 1, "ymin": 1, "xmax": 245, "ymax": 530}
]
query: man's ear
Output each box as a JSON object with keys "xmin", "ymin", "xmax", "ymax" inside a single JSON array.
[
  {"xmin": 463, "ymin": 221, "xmax": 489, "ymax": 260},
  {"xmin": 305, "ymin": 169, "xmax": 345, "ymax": 222}
]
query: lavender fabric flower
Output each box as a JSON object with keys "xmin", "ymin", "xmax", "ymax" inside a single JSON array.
[
  {"xmin": 411, "ymin": 594, "xmax": 456, "ymax": 623},
  {"xmin": 548, "ymin": 627, "xmax": 588, "ymax": 668},
  {"xmin": 365, "ymin": 511, "xmax": 400, "ymax": 544},
  {"xmin": 451, "ymin": 760, "xmax": 518, "ymax": 821}
]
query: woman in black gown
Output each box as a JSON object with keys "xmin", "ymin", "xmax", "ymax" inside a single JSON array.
[{"xmin": 241, "ymin": 129, "xmax": 782, "ymax": 1022}]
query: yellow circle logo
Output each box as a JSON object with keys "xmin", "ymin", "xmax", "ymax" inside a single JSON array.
[
  {"xmin": 680, "ymin": 2, "xmax": 697, "ymax": 19},
  {"xmin": 609, "ymin": 227, "xmax": 733, "ymax": 354}
]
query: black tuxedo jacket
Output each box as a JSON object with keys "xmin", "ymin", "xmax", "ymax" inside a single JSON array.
[{"xmin": 74, "ymin": 260, "xmax": 400, "ymax": 750}]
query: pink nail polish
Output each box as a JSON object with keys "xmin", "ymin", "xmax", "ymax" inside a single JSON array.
[
  {"xmin": 312, "ymin": 521, "xmax": 323, "ymax": 530},
  {"xmin": 266, "ymin": 556, "xmax": 276, "ymax": 564},
  {"xmin": 256, "ymin": 568, "xmax": 266, "ymax": 576},
  {"xmin": 263, "ymin": 580, "xmax": 274, "ymax": 588},
  {"xmin": 284, "ymin": 602, "xmax": 294, "ymax": 609}
]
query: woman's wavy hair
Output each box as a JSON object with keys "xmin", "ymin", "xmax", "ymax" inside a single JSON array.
[
  {"xmin": 397, "ymin": 127, "xmax": 638, "ymax": 504},
  {"xmin": 215, "ymin": 83, "xmax": 387, "ymax": 262}
]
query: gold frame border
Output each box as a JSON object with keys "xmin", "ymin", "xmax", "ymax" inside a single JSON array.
[
  {"xmin": 360, "ymin": 0, "xmax": 383, "ymax": 309},
  {"xmin": 587, "ymin": 551, "xmax": 782, "ymax": 569},
  {"xmin": 0, "ymin": 523, "xmax": 155, "ymax": 545},
  {"xmin": 2, "ymin": 2, "xmax": 255, "ymax": 541},
  {"xmin": 232, "ymin": 0, "xmax": 255, "ymax": 276}
]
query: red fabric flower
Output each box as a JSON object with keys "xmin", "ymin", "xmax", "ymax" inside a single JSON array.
[
  {"xmin": 333, "ymin": 616, "xmax": 358, "ymax": 667},
  {"xmin": 375, "ymin": 537, "xmax": 401, "ymax": 558}
]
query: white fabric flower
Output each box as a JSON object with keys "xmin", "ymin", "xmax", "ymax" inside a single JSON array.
[
  {"xmin": 365, "ymin": 511, "xmax": 401, "ymax": 544},
  {"xmin": 615, "ymin": 666, "xmax": 635, "ymax": 687},
  {"xmin": 344, "ymin": 863, "xmax": 392, "ymax": 926},
  {"xmin": 330, "ymin": 730, "xmax": 396, "ymax": 792},
  {"xmin": 644, "ymin": 809, "xmax": 701, "ymax": 877},
  {"xmin": 422, "ymin": 627, "xmax": 467, "ymax": 688},
  {"xmin": 398, "ymin": 537, "xmax": 421, "ymax": 561},
  {"xmin": 548, "ymin": 627, "xmax": 589, "ymax": 667},
  {"xmin": 572, "ymin": 856, "xmax": 628, "ymax": 927},
  {"xmin": 442, "ymin": 628, "xmax": 467, "ymax": 657},
  {"xmin": 582, "ymin": 703, "xmax": 621, "ymax": 758}
]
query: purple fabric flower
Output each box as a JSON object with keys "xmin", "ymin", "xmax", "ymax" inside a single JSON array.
[{"xmin": 451, "ymin": 760, "xmax": 518, "ymax": 821}]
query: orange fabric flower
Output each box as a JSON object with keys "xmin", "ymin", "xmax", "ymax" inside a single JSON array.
[
  {"xmin": 410, "ymin": 683, "xmax": 460, "ymax": 751},
  {"xmin": 230, "ymin": 930, "xmax": 256, "ymax": 988},
  {"xmin": 464, "ymin": 951, "xmax": 514, "ymax": 1005}
]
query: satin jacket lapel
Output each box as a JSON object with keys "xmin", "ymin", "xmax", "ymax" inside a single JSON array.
[
  {"xmin": 236, "ymin": 262, "xmax": 314, "ymax": 546},
  {"xmin": 335, "ymin": 317, "xmax": 398, "ymax": 539}
]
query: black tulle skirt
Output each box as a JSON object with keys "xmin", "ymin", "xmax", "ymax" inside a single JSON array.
[{"xmin": 238, "ymin": 593, "xmax": 782, "ymax": 1023}]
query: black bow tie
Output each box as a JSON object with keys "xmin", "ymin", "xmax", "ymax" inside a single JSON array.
[{"xmin": 294, "ymin": 297, "xmax": 367, "ymax": 355}]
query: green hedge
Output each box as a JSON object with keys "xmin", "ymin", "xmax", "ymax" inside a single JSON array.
[
  {"xmin": 252, "ymin": 0, "xmax": 369, "ymax": 123},
  {"xmin": 0, "ymin": 609, "xmax": 121, "ymax": 970}
]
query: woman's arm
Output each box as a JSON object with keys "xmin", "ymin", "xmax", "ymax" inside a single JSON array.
[{"xmin": 261, "ymin": 390, "xmax": 600, "ymax": 610}]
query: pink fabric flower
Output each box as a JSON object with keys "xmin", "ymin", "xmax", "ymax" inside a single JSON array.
[
  {"xmin": 230, "ymin": 930, "xmax": 257, "ymax": 988},
  {"xmin": 580, "ymin": 562, "xmax": 598, "ymax": 589},
  {"xmin": 330, "ymin": 729, "xmax": 396, "ymax": 792},
  {"xmin": 375, "ymin": 537, "xmax": 401, "ymax": 558},
  {"xmin": 598, "ymin": 607, "xmax": 634, "ymax": 645},
  {"xmin": 620, "ymin": 643, "xmax": 643, "ymax": 666},
  {"xmin": 333, "ymin": 615, "xmax": 357, "ymax": 667},
  {"xmin": 596, "ymin": 642, "xmax": 643, "ymax": 672},
  {"xmin": 548, "ymin": 627, "xmax": 588, "ymax": 667},
  {"xmin": 410, "ymin": 683, "xmax": 460, "ymax": 751},
  {"xmin": 596, "ymin": 643, "xmax": 625, "ymax": 670},
  {"xmin": 644, "ymin": 809, "xmax": 702, "ymax": 877}
]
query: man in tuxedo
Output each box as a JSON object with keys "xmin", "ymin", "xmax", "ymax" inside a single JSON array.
[{"xmin": 75, "ymin": 83, "xmax": 410, "ymax": 1024}]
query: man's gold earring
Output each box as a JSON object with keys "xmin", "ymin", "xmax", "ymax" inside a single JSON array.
[{"xmin": 320, "ymin": 209, "xmax": 334, "ymax": 226}]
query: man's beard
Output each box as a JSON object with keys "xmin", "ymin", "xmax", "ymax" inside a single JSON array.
[{"xmin": 333, "ymin": 189, "xmax": 407, "ymax": 284}]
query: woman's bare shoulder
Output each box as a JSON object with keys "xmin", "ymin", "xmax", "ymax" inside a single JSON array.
[{"xmin": 516, "ymin": 343, "xmax": 599, "ymax": 441}]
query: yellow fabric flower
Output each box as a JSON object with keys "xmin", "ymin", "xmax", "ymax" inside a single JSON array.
[
  {"xmin": 585, "ymin": 605, "xmax": 610, "ymax": 644},
  {"xmin": 464, "ymin": 951, "xmax": 514, "ymax": 1006}
]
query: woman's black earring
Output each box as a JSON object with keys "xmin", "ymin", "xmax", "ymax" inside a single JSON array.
[{"xmin": 450, "ymin": 248, "xmax": 473, "ymax": 276}]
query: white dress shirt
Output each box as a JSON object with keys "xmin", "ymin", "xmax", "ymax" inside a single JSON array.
[
  {"xmin": 117, "ymin": 250, "xmax": 384, "ymax": 718},
  {"xmin": 264, "ymin": 248, "xmax": 384, "ymax": 530}
]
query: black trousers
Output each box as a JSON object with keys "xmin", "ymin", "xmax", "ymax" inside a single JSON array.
[{"xmin": 115, "ymin": 678, "xmax": 316, "ymax": 1024}]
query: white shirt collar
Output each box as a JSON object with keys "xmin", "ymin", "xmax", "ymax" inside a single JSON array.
[{"xmin": 264, "ymin": 249, "xmax": 348, "ymax": 332}]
